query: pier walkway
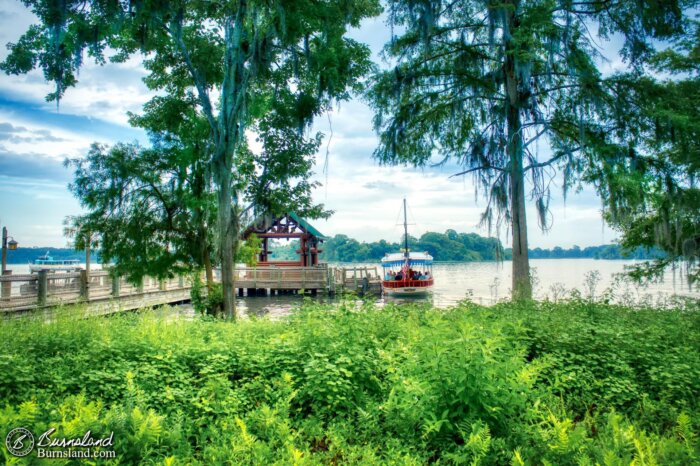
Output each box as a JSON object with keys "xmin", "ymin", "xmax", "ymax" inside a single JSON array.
[{"xmin": 0, "ymin": 265, "xmax": 381, "ymax": 316}]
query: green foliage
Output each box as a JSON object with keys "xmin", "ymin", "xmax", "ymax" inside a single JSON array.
[
  {"xmin": 1, "ymin": 300, "xmax": 699, "ymax": 464},
  {"xmin": 587, "ymin": 19, "xmax": 700, "ymax": 286},
  {"xmin": 65, "ymin": 141, "xmax": 216, "ymax": 283},
  {"xmin": 235, "ymin": 233, "xmax": 262, "ymax": 267},
  {"xmin": 190, "ymin": 273, "xmax": 224, "ymax": 316}
]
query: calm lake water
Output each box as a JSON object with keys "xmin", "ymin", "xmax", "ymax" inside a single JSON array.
[
  {"xmin": 238, "ymin": 258, "xmax": 697, "ymax": 317},
  {"xmin": 8, "ymin": 259, "xmax": 698, "ymax": 318}
]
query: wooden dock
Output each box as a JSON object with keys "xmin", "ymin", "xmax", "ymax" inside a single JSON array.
[
  {"xmin": 0, "ymin": 264, "xmax": 382, "ymax": 317},
  {"xmin": 330, "ymin": 266, "xmax": 383, "ymax": 295}
]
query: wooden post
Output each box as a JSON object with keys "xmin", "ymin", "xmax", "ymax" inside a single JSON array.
[
  {"xmin": 112, "ymin": 272, "xmax": 120, "ymax": 298},
  {"xmin": 37, "ymin": 270, "xmax": 48, "ymax": 306},
  {"xmin": 253, "ymin": 267, "xmax": 257, "ymax": 289},
  {"xmin": 302, "ymin": 268, "xmax": 306, "ymax": 288},
  {"xmin": 178, "ymin": 275, "xmax": 184, "ymax": 288},
  {"xmin": 1, "ymin": 270, "xmax": 11, "ymax": 299},
  {"xmin": 79, "ymin": 269, "xmax": 89, "ymax": 300},
  {"xmin": 354, "ymin": 268, "xmax": 358, "ymax": 290},
  {"xmin": 137, "ymin": 278, "xmax": 144, "ymax": 294},
  {"xmin": 159, "ymin": 278, "xmax": 166, "ymax": 291},
  {"xmin": 85, "ymin": 235, "xmax": 91, "ymax": 275}
]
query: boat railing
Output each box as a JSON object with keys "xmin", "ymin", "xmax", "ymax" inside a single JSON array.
[{"xmin": 382, "ymin": 277, "xmax": 434, "ymax": 288}]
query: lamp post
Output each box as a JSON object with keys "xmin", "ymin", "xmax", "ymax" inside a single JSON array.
[
  {"xmin": 2, "ymin": 226, "xmax": 19, "ymax": 274},
  {"xmin": 2, "ymin": 227, "xmax": 18, "ymax": 299}
]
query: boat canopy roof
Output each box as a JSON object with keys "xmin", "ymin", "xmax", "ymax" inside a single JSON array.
[{"xmin": 381, "ymin": 252, "xmax": 433, "ymax": 267}]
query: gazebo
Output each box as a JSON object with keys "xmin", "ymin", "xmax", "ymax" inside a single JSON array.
[{"xmin": 242, "ymin": 212, "xmax": 326, "ymax": 267}]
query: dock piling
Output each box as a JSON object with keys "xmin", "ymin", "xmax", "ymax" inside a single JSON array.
[
  {"xmin": 79, "ymin": 269, "xmax": 89, "ymax": 300},
  {"xmin": 1, "ymin": 270, "xmax": 11, "ymax": 299},
  {"xmin": 37, "ymin": 270, "xmax": 48, "ymax": 306},
  {"xmin": 111, "ymin": 272, "xmax": 120, "ymax": 298}
]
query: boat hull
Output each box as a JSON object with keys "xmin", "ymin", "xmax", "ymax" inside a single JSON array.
[
  {"xmin": 384, "ymin": 285, "xmax": 433, "ymax": 296},
  {"xmin": 382, "ymin": 278, "xmax": 434, "ymax": 296}
]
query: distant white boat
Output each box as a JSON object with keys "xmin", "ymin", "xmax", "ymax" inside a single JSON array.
[{"xmin": 29, "ymin": 252, "xmax": 81, "ymax": 273}]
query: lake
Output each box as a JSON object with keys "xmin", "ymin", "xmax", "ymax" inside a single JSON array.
[
  {"xmin": 237, "ymin": 259, "xmax": 698, "ymax": 317},
  {"xmin": 6, "ymin": 259, "xmax": 697, "ymax": 318}
]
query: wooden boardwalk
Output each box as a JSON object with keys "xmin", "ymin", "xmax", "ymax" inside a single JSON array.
[{"xmin": 0, "ymin": 265, "xmax": 382, "ymax": 317}]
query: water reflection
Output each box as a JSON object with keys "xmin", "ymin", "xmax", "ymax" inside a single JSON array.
[{"xmin": 383, "ymin": 293, "xmax": 435, "ymax": 307}]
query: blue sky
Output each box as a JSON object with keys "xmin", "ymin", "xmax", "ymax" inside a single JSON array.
[{"xmin": 0, "ymin": 1, "xmax": 620, "ymax": 249}]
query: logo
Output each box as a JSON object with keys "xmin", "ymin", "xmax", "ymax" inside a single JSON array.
[{"xmin": 6, "ymin": 427, "xmax": 35, "ymax": 457}]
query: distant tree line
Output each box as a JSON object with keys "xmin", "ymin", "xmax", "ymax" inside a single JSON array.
[
  {"xmin": 5, "ymin": 248, "xmax": 100, "ymax": 265},
  {"xmin": 270, "ymin": 230, "xmax": 502, "ymax": 262},
  {"xmin": 7, "ymin": 240, "xmax": 664, "ymax": 266},
  {"xmin": 522, "ymin": 245, "xmax": 665, "ymax": 260},
  {"xmin": 324, "ymin": 230, "xmax": 505, "ymax": 262},
  {"xmin": 269, "ymin": 233, "xmax": 666, "ymax": 263}
]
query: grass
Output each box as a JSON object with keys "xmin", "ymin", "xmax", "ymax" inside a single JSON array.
[{"xmin": 1, "ymin": 297, "xmax": 699, "ymax": 464}]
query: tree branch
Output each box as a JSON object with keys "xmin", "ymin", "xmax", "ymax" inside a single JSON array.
[
  {"xmin": 524, "ymin": 147, "xmax": 581, "ymax": 172},
  {"xmin": 450, "ymin": 164, "xmax": 505, "ymax": 178},
  {"xmin": 169, "ymin": 11, "xmax": 219, "ymax": 140}
]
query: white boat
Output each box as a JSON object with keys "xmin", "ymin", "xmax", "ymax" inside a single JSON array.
[
  {"xmin": 381, "ymin": 199, "xmax": 434, "ymax": 296},
  {"xmin": 29, "ymin": 252, "xmax": 82, "ymax": 273}
]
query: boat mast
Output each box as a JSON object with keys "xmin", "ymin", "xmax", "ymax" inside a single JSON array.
[{"xmin": 403, "ymin": 198, "xmax": 409, "ymax": 258}]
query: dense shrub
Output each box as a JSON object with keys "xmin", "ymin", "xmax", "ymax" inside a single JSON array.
[{"xmin": 0, "ymin": 298, "xmax": 698, "ymax": 464}]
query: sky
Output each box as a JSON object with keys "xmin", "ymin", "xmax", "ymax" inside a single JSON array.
[{"xmin": 0, "ymin": 1, "xmax": 621, "ymax": 249}]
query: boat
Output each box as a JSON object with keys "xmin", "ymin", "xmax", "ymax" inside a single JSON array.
[
  {"xmin": 381, "ymin": 199, "xmax": 434, "ymax": 296},
  {"xmin": 29, "ymin": 252, "xmax": 81, "ymax": 273}
]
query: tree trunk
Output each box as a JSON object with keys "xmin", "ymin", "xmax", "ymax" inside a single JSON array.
[
  {"xmin": 509, "ymin": 127, "xmax": 532, "ymax": 300},
  {"xmin": 85, "ymin": 235, "xmax": 91, "ymax": 275},
  {"xmin": 231, "ymin": 205, "xmax": 241, "ymax": 316},
  {"xmin": 203, "ymin": 245, "xmax": 214, "ymax": 291},
  {"xmin": 505, "ymin": 1, "xmax": 532, "ymax": 300},
  {"xmin": 217, "ymin": 162, "xmax": 237, "ymax": 320}
]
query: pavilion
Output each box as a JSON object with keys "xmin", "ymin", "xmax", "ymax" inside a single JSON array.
[{"xmin": 242, "ymin": 212, "xmax": 326, "ymax": 267}]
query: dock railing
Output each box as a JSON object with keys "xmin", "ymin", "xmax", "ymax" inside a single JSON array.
[
  {"xmin": 0, "ymin": 269, "xmax": 197, "ymax": 313},
  {"xmin": 233, "ymin": 266, "xmax": 328, "ymax": 290},
  {"xmin": 0, "ymin": 264, "xmax": 385, "ymax": 315},
  {"xmin": 1, "ymin": 265, "xmax": 352, "ymax": 314},
  {"xmin": 332, "ymin": 266, "xmax": 382, "ymax": 294}
]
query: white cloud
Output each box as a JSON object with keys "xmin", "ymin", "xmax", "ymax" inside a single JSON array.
[
  {"xmin": 0, "ymin": 1, "xmax": 152, "ymax": 126},
  {"xmin": 0, "ymin": 113, "xmax": 94, "ymax": 159}
]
